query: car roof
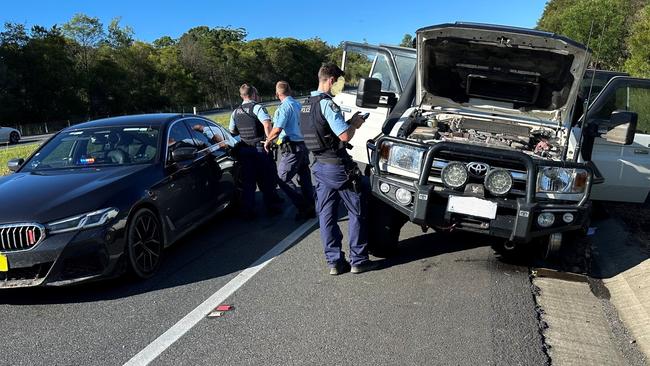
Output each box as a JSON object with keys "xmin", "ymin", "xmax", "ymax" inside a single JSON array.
[{"xmin": 66, "ymin": 113, "xmax": 191, "ymax": 130}]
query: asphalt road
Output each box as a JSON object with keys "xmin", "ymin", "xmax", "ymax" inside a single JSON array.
[{"xmin": 0, "ymin": 195, "xmax": 549, "ymax": 366}]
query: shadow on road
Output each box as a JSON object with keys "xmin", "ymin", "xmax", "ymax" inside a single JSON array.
[{"xmin": 1, "ymin": 201, "xmax": 312, "ymax": 305}]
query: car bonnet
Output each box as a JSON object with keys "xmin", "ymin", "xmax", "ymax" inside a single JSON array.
[{"xmin": 415, "ymin": 23, "xmax": 590, "ymax": 126}]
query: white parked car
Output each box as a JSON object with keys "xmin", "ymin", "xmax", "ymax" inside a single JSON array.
[{"xmin": 0, "ymin": 127, "xmax": 21, "ymax": 144}]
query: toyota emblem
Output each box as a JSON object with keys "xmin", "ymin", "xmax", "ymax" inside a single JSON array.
[{"xmin": 466, "ymin": 162, "xmax": 490, "ymax": 177}]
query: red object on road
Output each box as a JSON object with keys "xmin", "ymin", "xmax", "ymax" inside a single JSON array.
[{"xmin": 215, "ymin": 305, "xmax": 233, "ymax": 311}]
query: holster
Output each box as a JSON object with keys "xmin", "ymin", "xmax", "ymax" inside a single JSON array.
[{"xmin": 344, "ymin": 161, "xmax": 363, "ymax": 194}]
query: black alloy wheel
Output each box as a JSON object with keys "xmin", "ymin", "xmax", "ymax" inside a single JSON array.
[
  {"xmin": 127, "ymin": 208, "xmax": 163, "ymax": 279},
  {"xmin": 9, "ymin": 131, "xmax": 19, "ymax": 144}
]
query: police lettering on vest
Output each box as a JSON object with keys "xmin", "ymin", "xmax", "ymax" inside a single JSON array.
[
  {"xmin": 300, "ymin": 94, "xmax": 346, "ymax": 160},
  {"xmin": 233, "ymin": 103, "xmax": 265, "ymax": 145}
]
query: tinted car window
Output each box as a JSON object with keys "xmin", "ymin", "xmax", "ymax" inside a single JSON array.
[
  {"xmin": 395, "ymin": 55, "xmax": 416, "ymax": 88},
  {"xmin": 188, "ymin": 119, "xmax": 237, "ymax": 150},
  {"xmin": 167, "ymin": 122, "xmax": 196, "ymax": 161},
  {"xmin": 371, "ymin": 53, "xmax": 398, "ymax": 92},
  {"xmin": 23, "ymin": 126, "xmax": 160, "ymax": 172}
]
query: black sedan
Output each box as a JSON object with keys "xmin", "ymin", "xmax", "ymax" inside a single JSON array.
[{"xmin": 0, "ymin": 114, "xmax": 240, "ymax": 288}]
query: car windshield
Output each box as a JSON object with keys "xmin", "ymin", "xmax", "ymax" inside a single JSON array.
[{"xmin": 22, "ymin": 126, "xmax": 160, "ymax": 172}]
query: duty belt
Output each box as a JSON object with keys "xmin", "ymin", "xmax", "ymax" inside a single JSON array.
[{"xmin": 313, "ymin": 155, "xmax": 351, "ymax": 165}]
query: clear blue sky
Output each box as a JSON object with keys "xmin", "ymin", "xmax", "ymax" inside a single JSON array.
[{"xmin": 2, "ymin": 0, "xmax": 548, "ymax": 46}]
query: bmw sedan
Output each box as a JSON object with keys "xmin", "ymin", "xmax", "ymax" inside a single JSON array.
[
  {"xmin": 0, "ymin": 126, "xmax": 21, "ymax": 144},
  {"xmin": 0, "ymin": 114, "xmax": 239, "ymax": 288}
]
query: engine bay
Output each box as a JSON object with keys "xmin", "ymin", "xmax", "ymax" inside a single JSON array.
[{"xmin": 399, "ymin": 112, "xmax": 565, "ymax": 160}]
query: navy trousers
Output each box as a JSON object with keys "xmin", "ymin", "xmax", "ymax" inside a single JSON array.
[
  {"xmin": 277, "ymin": 142, "xmax": 314, "ymax": 211},
  {"xmin": 238, "ymin": 145, "xmax": 281, "ymax": 214},
  {"xmin": 312, "ymin": 161, "xmax": 369, "ymax": 267}
]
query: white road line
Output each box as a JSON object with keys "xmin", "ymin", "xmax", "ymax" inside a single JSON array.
[{"xmin": 123, "ymin": 218, "xmax": 318, "ymax": 366}]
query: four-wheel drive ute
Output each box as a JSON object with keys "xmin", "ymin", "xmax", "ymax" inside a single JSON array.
[{"xmin": 358, "ymin": 23, "xmax": 638, "ymax": 256}]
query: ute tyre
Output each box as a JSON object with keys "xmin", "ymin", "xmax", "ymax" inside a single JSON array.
[
  {"xmin": 126, "ymin": 208, "xmax": 163, "ymax": 279},
  {"xmin": 367, "ymin": 197, "xmax": 407, "ymax": 258},
  {"xmin": 9, "ymin": 132, "xmax": 19, "ymax": 144}
]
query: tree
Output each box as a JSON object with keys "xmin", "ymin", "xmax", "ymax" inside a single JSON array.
[
  {"xmin": 107, "ymin": 17, "xmax": 134, "ymax": 49},
  {"xmin": 624, "ymin": 5, "xmax": 650, "ymax": 77},
  {"xmin": 537, "ymin": 0, "xmax": 633, "ymax": 70},
  {"xmin": 62, "ymin": 14, "xmax": 106, "ymax": 115},
  {"xmin": 399, "ymin": 34, "xmax": 414, "ymax": 48}
]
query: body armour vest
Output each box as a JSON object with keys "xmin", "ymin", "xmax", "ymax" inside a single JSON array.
[
  {"xmin": 300, "ymin": 94, "xmax": 346, "ymax": 159},
  {"xmin": 232, "ymin": 103, "xmax": 265, "ymax": 145}
]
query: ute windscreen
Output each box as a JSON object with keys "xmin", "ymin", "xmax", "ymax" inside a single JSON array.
[{"xmin": 422, "ymin": 38, "xmax": 575, "ymax": 110}]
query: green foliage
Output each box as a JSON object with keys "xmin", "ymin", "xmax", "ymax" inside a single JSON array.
[
  {"xmin": 399, "ymin": 34, "xmax": 414, "ymax": 48},
  {"xmin": 624, "ymin": 6, "xmax": 650, "ymax": 77},
  {"xmin": 537, "ymin": 0, "xmax": 632, "ymax": 70},
  {"xmin": 0, "ymin": 14, "xmax": 340, "ymax": 129}
]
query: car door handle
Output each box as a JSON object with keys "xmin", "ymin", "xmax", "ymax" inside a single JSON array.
[{"xmin": 634, "ymin": 149, "xmax": 649, "ymax": 155}]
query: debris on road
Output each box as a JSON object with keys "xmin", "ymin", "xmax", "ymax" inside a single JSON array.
[{"xmin": 207, "ymin": 304, "xmax": 234, "ymax": 318}]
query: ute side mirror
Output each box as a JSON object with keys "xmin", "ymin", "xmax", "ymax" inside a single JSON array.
[
  {"xmin": 605, "ymin": 110, "xmax": 637, "ymax": 145},
  {"xmin": 171, "ymin": 146, "xmax": 197, "ymax": 162},
  {"xmin": 356, "ymin": 77, "xmax": 397, "ymax": 109},
  {"xmin": 7, "ymin": 158, "xmax": 24, "ymax": 172}
]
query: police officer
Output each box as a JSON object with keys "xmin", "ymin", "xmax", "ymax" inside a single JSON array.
[
  {"xmin": 264, "ymin": 81, "xmax": 315, "ymax": 220},
  {"xmin": 301, "ymin": 63, "xmax": 378, "ymax": 275},
  {"xmin": 229, "ymin": 83, "xmax": 282, "ymax": 218}
]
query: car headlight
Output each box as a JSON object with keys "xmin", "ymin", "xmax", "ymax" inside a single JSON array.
[
  {"xmin": 46, "ymin": 208, "xmax": 119, "ymax": 234},
  {"xmin": 484, "ymin": 169, "xmax": 513, "ymax": 196},
  {"xmin": 379, "ymin": 142, "xmax": 426, "ymax": 174},
  {"xmin": 537, "ymin": 167, "xmax": 589, "ymax": 193}
]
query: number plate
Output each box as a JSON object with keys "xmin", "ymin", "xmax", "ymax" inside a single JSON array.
[
  {"xmin": 447, "ymin": 196, "xmax": 498, "ymax": 220},
  {"xmin": 0, "ymin": 254, "xmax": 8, "ymax": 272}
]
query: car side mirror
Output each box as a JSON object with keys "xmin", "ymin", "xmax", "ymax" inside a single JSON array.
[
  {"xmin": 605, "ymin": 110, "xmax": 637, "ymax": 145},
  {"xmin": 171, "ymin": 146, "xmax": 197, "ymax": 162},
  {"xmin": 356, "ymin": 77, "xmax": 397, "ymax": 109},
  {"xmin": 7, "ymin": 158, "xmax": 24, "ymax": 172}
]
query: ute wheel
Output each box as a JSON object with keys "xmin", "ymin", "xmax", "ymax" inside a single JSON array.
[
  {"xmin": 9, "ymin": 131, "xmax": 19, "ymax": 144},
  {"xmin": 367, "ymin": 197, "xmax": 407, "ymax": 257},
  {"xmin": 492, "ymin": 240, "xmax": 538, "ymax": 263},
  {"xmin": 126, "ymin": 208, "xmax": 163, "ymax": 279},
  {"xmin": 538, "ymin": 233, "xmax": 563, "ymax": 259}
]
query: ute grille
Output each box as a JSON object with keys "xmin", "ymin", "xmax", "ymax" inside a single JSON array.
[{"xmin": 0, "ymin": 224, "xmax": 46, "ymax": 252}]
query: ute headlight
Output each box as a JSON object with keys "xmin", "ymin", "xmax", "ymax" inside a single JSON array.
[
  {"xmin": 484, "ymin": 169, "xmax": 513, "ymax": 196},
  {"xmin": 441, "ymin": 162, "xmax": 469, "ymax": 189},
  {"xmin": 379, "ymin": 142, "xmax": 426, "ymax": 174},
  {"xmin": 537, "ymin": 167, "xmax": 589, "ymax": 194},
  {"xmin": 46, "ymin": 208, "xmax": 119, "ymax": 234}
]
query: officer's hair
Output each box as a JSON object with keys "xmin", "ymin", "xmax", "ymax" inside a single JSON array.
[
  {"xmin": 318, "ymin": 63, "xmax": 345, "ymax": 81},
  {"xmin": 276, "ymin": 81, "xmax": 292, "ymax": 96},
  {"xmin": 239, "ymin": 83, "xmax": 257, "ymax": 98}
]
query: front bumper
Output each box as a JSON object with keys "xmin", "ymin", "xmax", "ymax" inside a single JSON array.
[
  {"xmin": 0, "ymin": 224, "xmax": 126, "ymax": 288},
  {"xmin": 369, "ymin": 138, "xmax": 594, "ymax": 243}
]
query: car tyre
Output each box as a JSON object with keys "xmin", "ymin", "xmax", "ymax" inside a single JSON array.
[
  {"xmin": 9, "ymin": 131, "xmax": 19, "ymax": 144},
  {"xmin": 126, "ymin": 208, "xmax": 163, "ymax": 279},
  {"xmin": 367, "ymin": 196, "xmax": 407, "ymax": 258}
]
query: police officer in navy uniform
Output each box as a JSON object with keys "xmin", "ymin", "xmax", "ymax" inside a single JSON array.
[
  {"xmin": 264, "ymin": 81, "xmax": 315, "ymax": 220},
  {"xmin": 229, "ymin": 83, "xmax": 282, "ymax": 218},
  {"xmin": 301, "ymin": 63, "xmax": 378, "ymax": 275}
]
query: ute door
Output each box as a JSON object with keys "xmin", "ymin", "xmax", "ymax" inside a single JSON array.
[
  {"xmin": 334, "ymin": 42, "xmax": 416, "ymax": 165},
  {"xmin": 585, "ymin": 76, "xmax": 650, "ymax": 203}
]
